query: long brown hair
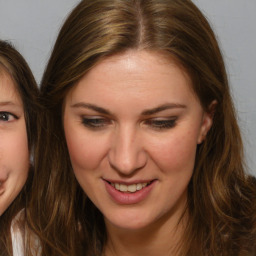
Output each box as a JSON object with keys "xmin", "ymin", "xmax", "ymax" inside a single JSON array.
[
  {"xmin": 0, "ymin": 40, "xmax": 39, "ymax": 256},
  {"xmin": 28, "ymin": 0, "xmax": 256, "ymax": 255}
]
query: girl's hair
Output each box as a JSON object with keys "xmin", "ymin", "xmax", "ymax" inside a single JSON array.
[
  {"xmin": 29, "ymin": 0, "xmax": 255, "ymax": 255},
  {"xmin": 0, "ymin": 40, "xmax": 39, "ymax": 256}
]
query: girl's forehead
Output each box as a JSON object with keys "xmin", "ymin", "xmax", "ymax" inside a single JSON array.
[
  {"xmin": 0, "ymin": 57, "xmax": 13, "ymax": 74},
  {"xmin": 0, "ymin": 70, "xmax": 22, "ymax": 105}
]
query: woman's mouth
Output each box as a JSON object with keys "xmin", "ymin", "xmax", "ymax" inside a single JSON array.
[
  {"xmin": 104, "ymin": 179, "xmax": 156, "ymax": 204},
  {"xmin": 109, "ymin": 181, "xmax": 153, "ymax": 193}
]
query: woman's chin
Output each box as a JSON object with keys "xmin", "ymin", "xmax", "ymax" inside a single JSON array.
[{"xmin": 104, "ymin": 210, "xmax": 157, "ymax": 232}]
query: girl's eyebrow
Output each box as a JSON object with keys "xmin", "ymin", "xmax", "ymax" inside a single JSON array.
[
  {"xmin": 0, "ymin": 101, "xmax": 16, "ymax": 106},
  {"xmin": 71, "ymin": 102, "xmax": 186, "ymax": 116}
]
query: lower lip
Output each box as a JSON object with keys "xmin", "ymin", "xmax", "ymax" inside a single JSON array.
[{"xmin": 104, "ymin": 180, "xmax": 156, "ymax": 205}]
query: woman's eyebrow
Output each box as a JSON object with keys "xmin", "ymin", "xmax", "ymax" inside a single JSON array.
[
  {"xmin": 141, "ymin": 103, "xmax": 187, "ymax": 116},
  {"xmin": 71, "ymin": 102, "xmax": 186, "ymax": 116},
  {"xmin": 71, "ymin": 103, "xmax": 112, "ymax": 115}
]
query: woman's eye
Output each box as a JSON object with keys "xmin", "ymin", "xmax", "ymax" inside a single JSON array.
[
  {"xmin": 0, "ymin": 112, "xmax": 17, "ymax": 122},
  {"xmin": 81, "ymin": 117, "xmax": 111, "ymax": 129},
  {"xmin": 145, "ymin": 118, "xmax": 177, "ymax": 130}
]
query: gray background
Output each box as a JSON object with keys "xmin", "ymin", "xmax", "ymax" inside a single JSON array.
[{"xmin": 0, "ymin": 0, "xmax": 255, "ymax": 175}]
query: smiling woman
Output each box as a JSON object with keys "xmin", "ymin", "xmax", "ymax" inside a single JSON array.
[
  {"xmin": 27, "ymin": 0, "xmax": 256, "ymax": 255},
  {"xmin": 63, "ymin": 51, "xmax": 213, "ymax": 235},
  {"xmin": 0, "ymin": 40, "xmax": 39, "ymax": 256}
]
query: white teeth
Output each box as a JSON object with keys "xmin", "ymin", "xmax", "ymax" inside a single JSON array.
[
  {"xmin": 127, "ymin": 184, "xmax": 136, "ymax": 193},
  {"xmin": 136, "ymin": 183, "xmax": 142, "ymax": 190},
  {"xmin": 119, "ymin": 184, "xmax": 128, "ymax": 192},
  {"xmin": 110, "ymin": 182, "xmax": 151, "ymax": 193}
]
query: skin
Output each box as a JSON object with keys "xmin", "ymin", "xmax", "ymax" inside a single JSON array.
[
  {"xmin": 0, "ymin": 70, "xmax": 29, "ymax": 216},
  {"xmin": 63, "ymin": 50, "xmax": 213, "ymax": 255}
]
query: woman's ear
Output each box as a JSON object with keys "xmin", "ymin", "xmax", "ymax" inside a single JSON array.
[{"xmin": 197, "ymin": 100, "xmax": 217, "ymax": 144}]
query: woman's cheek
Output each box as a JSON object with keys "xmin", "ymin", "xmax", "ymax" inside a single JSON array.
[
  {"xmin": 147, "ymin": 131, "xmax": 198, "ymax": 175},
  {"xmin": 66, "ymin": 129, "xmax": 109, "ymax": 171}
]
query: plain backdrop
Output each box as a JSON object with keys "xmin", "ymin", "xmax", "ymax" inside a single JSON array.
[{"xmin": 0, "ymin": 0, "xmax": 255, "ymax": 175}]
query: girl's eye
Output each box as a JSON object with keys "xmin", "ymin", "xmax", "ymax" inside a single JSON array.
[
  {"xmin": 144, "ymin": 118, "xmax": 177, "ymax": 130},
  {"xmin": 81, "ymin": 117, "xmax": 111, "ymax": 129},
  {"xmin": 0, "ymin": 112, "xmax": 17, "ymax": 122}
]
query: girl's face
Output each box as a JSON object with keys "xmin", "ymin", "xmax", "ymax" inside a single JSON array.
[
  {"xmin": 63, "ymin": 51, "xmax": 213, "ymax": 231},
  {"xmin": 0, "ymin": 70, "xmax": 29, "ymax": 216}
]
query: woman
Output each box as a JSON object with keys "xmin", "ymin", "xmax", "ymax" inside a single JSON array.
[
  {"xmin": 0, "ymin": 40, "xmax": 39, "ymax": 256},
  {"xmin": 29, "ymin": 0, "xmax": 256, "ymax": 255}
]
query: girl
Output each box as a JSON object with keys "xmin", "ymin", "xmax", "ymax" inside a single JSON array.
[{"xmin": 0, "ymin": 40, "xmax": 39, "ymax": 256}]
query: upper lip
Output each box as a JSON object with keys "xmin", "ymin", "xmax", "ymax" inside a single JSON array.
[{"xmin": 103, "ymin": 178, "xmax": 156, "ymax": 185}]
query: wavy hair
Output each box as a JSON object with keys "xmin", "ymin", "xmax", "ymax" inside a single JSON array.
[
  {"xmin": 28, "ymin": 0, "xmax": 256, "ymax": 255},
  {"xmin": 0, "ymin": 40, "xmax": 40, "ymax": 256}
]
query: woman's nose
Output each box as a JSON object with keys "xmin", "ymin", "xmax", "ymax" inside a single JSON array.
[{"xmin": 108, "ymin": 126, "xmax": 147, "ymax": 176}]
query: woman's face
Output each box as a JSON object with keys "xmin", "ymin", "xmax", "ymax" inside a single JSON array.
[
  {"xmin": 64, "ymin": 50, "xmax": 213, "ymax": 231},
  {"xmin": 0, "ymin": 70, "xmax": 29, "ymax": 216}
]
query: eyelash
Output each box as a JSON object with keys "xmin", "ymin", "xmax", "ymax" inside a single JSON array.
[
  {"xmin": 81, "ymin": 117, "xmax": 177, "ymax": 130},
  {"xmin": 144, "ymin": 118, "xmax": 177, "ymax": 130},
  {"xmin": 82, "ymin": 117, "xmax": 110, "ymax": 129},
  {"xmin": 0, "ymin": 112, "xmax": 18, "ymax": 122}
]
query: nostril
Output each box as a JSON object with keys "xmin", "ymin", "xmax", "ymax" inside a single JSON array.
[
  {"xmin": 108, "ymin": 149, "xmax": 147, "ymax": 173},
  {"xmin": 108, "ymin": 160, "xmax": 146, "ymax": 176}
]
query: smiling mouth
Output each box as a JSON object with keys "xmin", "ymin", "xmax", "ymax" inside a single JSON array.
[{"xmin": 106, "ymin": 181, "xmax": 154, "ymax": 193}]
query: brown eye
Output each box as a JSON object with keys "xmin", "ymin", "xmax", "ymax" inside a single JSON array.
[{"xmin": 0, "ymin": 112, "xmax": 17, "ymax": 122}]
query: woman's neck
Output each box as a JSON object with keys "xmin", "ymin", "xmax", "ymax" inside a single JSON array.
[{"xmin": 103, "ymin": 209, "xmax": 188, "ymax": 256}]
